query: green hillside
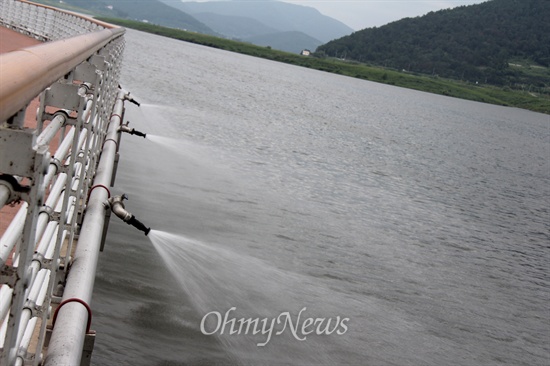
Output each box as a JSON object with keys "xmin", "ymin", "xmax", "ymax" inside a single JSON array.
[
  {"xmin": 316, "ymin": 0, "xmax": 550, "ymax": 93},
  {"xmin": 98, "ymin": 17, "xmax": 549, "ymax": 114},
  {"xmin": 243, "ymin": 31, "xmax": 322, "ymax": 54}
]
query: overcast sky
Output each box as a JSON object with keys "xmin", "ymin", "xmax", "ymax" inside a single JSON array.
[
  {"xmin": 284, "ymin": 0, "xmax": 491, "ymax": 30},
  {"xmin": 183, "ymin": 0, "xmax": 491, "ymax": 31}
]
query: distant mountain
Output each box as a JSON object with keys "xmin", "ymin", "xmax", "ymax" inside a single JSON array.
[
  {"xmin": 189, "ymin": 12, "xmax": 322, "ymax": 53},
  {"xmin": 159, "ymin": 0, "xmax": 353, "ymax": 52},
  {"xmin": 36, "ymin": 0, "xmax": 352, "ymax": 54},
  {"xmin": 243, "ymin": 31, "xmax": 322, "ymax": 54},
  {"xmin": 316, "ymin": 0, "xmax": 550, "ymax": 86},
  {"xmin": 190, "ymin": 12, "xmax": 280, "ymax": 40}
]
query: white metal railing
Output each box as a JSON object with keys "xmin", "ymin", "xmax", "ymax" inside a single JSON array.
[
  {"xmin": 0, "ymin": 1, "xmax": 131, "ymax": 365},
  {"xmin": 0, "ymin": 0, "xmax": 107, "ymax": 41}
]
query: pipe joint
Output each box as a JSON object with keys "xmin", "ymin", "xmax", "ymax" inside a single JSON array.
[
  {"xmin": 23, "ymin": 299, "xmax": 38, "ymax": 318},
  {"xmin": 106, "ymin": 194, "xmax": 150, "ymax": 235},
  {"xmin": 78, "ymin": 82, "xmax": 93, "ymax": 96},
  {"xmin": 0, "ymin": 174, "xmax": 29, "ymax": 204},
  {"xmin": 107, "ymin": 194, "xmax": 132, "ymax": 222},
  {"xmin": 52, "ymin": 110, "xmax": 70, "ymax": 125},
  {"xmin": 32, "ymin": 254, "xmax": 54, "ymax": 274},
  {"xmin": 39, "ymin": 205, "xmax": 54, "ymax": 219}
]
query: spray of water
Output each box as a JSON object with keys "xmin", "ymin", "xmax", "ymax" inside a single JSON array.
[
  {"xmin": 145, "ymin": 134, "xmax": 184, "ymax": 150},
  {"xmin": 147, "ymin": 229, "xmax": 348, "ymax": 364},
  {"xmin": 145, "ymin": 133, "xmax": 201, "ymax": 156}
]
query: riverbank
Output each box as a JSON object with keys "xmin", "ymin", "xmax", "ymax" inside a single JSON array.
[{"xmin": 98, "ymin": 17, "xmax": 548, "ymax": 114}]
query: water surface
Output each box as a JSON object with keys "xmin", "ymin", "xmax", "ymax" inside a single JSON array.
[{"xmin": 91, "ymin": 29, "xmax": 550, "ymax": 366}]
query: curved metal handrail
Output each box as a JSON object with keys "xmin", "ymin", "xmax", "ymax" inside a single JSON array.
[{"xmin": 0, "ymin": 27, "xmax": 124, "ymax": 122}]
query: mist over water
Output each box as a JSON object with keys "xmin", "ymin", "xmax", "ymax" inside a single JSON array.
[
  {"xmin": 91, "ymin": 29, "xmax": 550, "ymax": 366},
  {"xmin": 146, "ymin": 134, "xmax": 187, "ymax": 152},
  {"xmin": 147, "ymin": 229, "xmax": 355, "ymax": 364}
]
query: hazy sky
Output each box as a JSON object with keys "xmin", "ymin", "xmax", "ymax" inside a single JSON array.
[
  {"xmin": 284, "ymin": 0, "xmax": 491, "ymax": 30},
  {"xmin": 182, "ymin": 0, "xmax": 490, "ymax": 31}
]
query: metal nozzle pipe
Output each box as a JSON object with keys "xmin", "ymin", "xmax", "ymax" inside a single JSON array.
[
  {"xmin": 119, "ymin": 123, "xmax": 146, "ymax": 138},
  {"xmin": 132, "ymin": 130, "xmax": 147, "ymax": 138},
  {"xmin": 124, "ymin": 94, "xmax": 140, "ymax": 107},
  {"xmin": 106, "ymin": 195, "xmax": 150, "ymax": 235},
  {"xmin": 127, "ymin": 215, "xmax": 151, "ymax": 236}
]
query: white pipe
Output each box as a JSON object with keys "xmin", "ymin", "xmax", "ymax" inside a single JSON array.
[
  {"xmin": 45, "ymin": 173, "xmax": 68, "ymax": 211},
  {"xmin": 45, "ymin": 90, "xmax": 127, "ymax": 366},
  {"xmin": 43, "ymin": 126, "xmax": 77, "ymax": 188},
  {"xmin": 0, "ymin": 202, "xmax": 28, "ymax": 267},
  {"xmin": 13, "ymin": 269, "xmax": 49, "ymax": 364},
  {"xmin": 0, "ymin": 307, "xmax": 8, "ymax": 348},
  {"xmin": 34, "ymin": 114, "xmax": 65, "ymax": 149},
  {"xmin": 12, "ymin": 172, "xmax": 66, "ymax": 269},
  {"xmin": 35, "ymin": 221, "xmax": 57, "ymax": 257},
  {"xmin": 1, "ymin": 125, "xmax": 77, "ymax": 211},
  {"xmin": 16, "ymin": 269, "xmax": 48, "ymax": 342},
  {"xmin": 14, "ymin": 317, "xmax": 37, "ymax": 366},
  {"xmin": 0, "ymin": 185, "xmax": 10, "ymax": 209},
  {"xmin": 12, "ymin": 312, "xmax": 30, "ymax": 358},
  {"xmin": 56, "ymin": 127, "xmax": 77, "ymax": 162},
  {"xmin": 22, "ymin": 223, "xmax": 58, "ymax": 302},
  {"xmin": 47, "ymin": 229, "xmax": 66, "ymax": 260}
]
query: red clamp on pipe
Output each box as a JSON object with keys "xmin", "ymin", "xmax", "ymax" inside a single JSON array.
[
  {"xmin": 102, "ymin": 138, "xmax": 118, "ymax": 149},
  {"xmin": 87, "ymin": 184, "xmax": 111, "ymax": 203},
  {"xmin": 110, "ymin": 113, "xmax": 122, "ymax": 120},
  {"xmin": 51, "ymin": 298, "xmax": 93, "ymax": 334}
]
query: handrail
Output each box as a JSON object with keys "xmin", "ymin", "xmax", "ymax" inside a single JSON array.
[
  {"xmin": 0, "ymin": 1, "xmax": 129, "ymax": 365},
  {"xmin": 0, "ymin": 27, "xmax": 124, "ymax": 123}
]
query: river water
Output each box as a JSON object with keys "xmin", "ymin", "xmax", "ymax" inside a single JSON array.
[{"xmin": 91, "ymin": 29, "xmax": 549, "ymax": 365}]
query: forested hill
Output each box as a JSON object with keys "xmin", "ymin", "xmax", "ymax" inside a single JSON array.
[{"xmin": 316, "ymin": 0, "xmax": 550, "ymax": 87}]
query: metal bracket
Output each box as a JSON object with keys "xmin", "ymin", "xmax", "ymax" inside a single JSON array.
[
  {"xmin": 74, "ymin": 61, "xmax": 99, "ymax": 85},
  {"xmin": 4, "ymin": 108, "xmax": 26, "ymax": 128},
  {"xmin": 43, "ymin": 83, "xmax": 83, "ymax": 113},
  {"xmin": 0, "ymin": 128, "xmax": 37, "ymax": 176}
]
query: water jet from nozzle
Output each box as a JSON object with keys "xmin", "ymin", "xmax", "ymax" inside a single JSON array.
[{"xmin": 106, "ymin": 194, "xmax": 151, "ymax": 236}]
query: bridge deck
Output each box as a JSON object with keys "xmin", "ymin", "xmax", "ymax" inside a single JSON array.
[
  {"xmin": 0, "ymin": 28, "xmax": 41, "ymax": 234},
  {"xmin": 0, "ymin": 26, "xmax": 41, "ymax": 53}
]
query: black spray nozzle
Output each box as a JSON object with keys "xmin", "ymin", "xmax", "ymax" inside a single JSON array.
[
  {"xmin": 132, "ymin": 130, "xmax": 147, "ymax": 138},
  {"xmin": 125, "ymin": 93, "xmax": 141, "ymax": 107},
  {"xmin": 119, "ymin": 122, "xmax": 147, "ymax": 138},
  {"xmin": 127, "ymin": 215, "xmax": 151, "ymax": 236}
]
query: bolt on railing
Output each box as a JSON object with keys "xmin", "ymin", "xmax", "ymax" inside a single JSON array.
[{"xmin": 0, "ymin": 1, "xmax": 130, "ymax": 365}]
